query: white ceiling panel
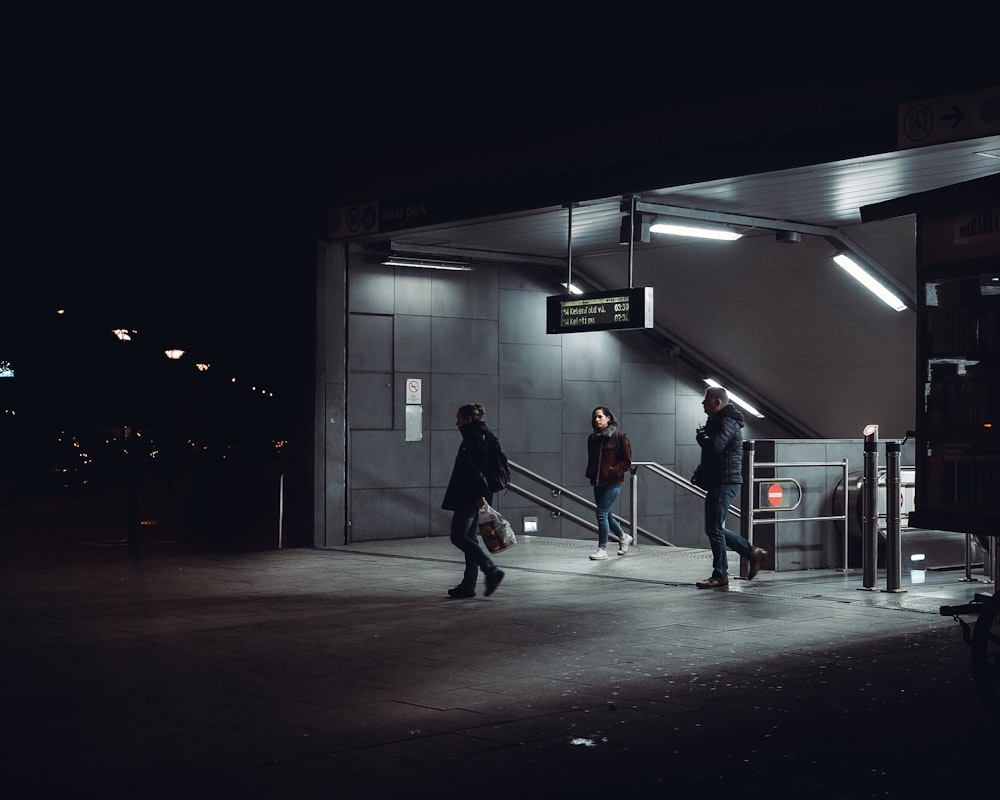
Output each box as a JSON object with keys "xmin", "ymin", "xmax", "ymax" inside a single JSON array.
[{"xmin": 362, "ymin": 135, "xmax": 1000, "ymax": 438}]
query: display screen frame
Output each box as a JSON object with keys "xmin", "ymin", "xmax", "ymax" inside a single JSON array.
[{"xmin": 546, "ymin": 286, "xmax": 654, "ymax": 334}]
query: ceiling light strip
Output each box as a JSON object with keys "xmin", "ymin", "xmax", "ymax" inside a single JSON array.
[
  {"xmin": 832, "ymin": 253, "xmax": 908, "ymax": 312},
  {"xmin": 383, "ymin": 257, "xmax": 471, "ymax": 271},
  {"xmin": 649, "ymin": 222, "xmax": 742, "ymax": 241},
  {"xmin": 703, "ymin": 379, "xmax": 765, "ymax": 418}
]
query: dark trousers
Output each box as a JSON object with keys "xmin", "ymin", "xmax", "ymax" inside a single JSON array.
[
  {"xmin": 704, "ymin": 482, "xmax": 752, "ymax": 577},
  {"xmin": 450, "ymin": 504, "xmax": 496, "ymax": 588}
]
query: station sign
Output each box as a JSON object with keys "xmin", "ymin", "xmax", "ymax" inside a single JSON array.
[
  {"xmin": 546, "ymin": 287, "xmax": 654, "ymax": 334},
  {"xmin": 898, "ymin": 86, "xmax": 1000, "ymax": 149}
]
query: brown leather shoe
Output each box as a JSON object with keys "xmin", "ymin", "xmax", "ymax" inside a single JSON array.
[
  {"xmin": 696, "ymin": 575, "xmax": 729, "ymax": 589},
  {"xmin": 748, "ymin": 547, "xmax": 768, "ymax": 580}
]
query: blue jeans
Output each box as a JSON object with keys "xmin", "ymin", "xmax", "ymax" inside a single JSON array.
[
  {"xmin": 450, "ymin": 504, "xmax": 496, "ymax": 588},
  {"xmin": 704, "ymin": 483, "xmax": 752, "ymax": 577},
  {"xmin": 594, "ymin": 483, "xmax": 625, "ymax": 548}
]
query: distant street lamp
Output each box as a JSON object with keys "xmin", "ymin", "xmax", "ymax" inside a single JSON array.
[{"xmin": 164, "ymin": 349, "xmax": 185, "ymax": 360}]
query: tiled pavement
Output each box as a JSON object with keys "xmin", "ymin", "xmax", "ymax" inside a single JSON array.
[{"xmin": 1, "ymin": 491, "xmax": 997, "ymax": 799}]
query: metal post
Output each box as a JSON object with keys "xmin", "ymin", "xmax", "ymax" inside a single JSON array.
[
  {"xmin": 277, "ymin": 473, "xmax": 284, "ymax": 549},
  {"xmin": 960, "ymin": 533, "xmax": 980, "ymax": 583},
  {"xmin": 861, "ymin": 426, "xmax": 879, "ymax": 590},
  {"xmin": 988, "ymin": 537, "xmax": 998, "ymax": 585},
  {"xmin": 883, "ymin": 441, "xmax": 905, "ymax": 593},
  {"xmin": 840, "ymin": 459, "xmax": 850, "ymax": 572},
  {"xmin": 741, "ymin": 441, "xmax": 754, "ymax": 578},
  {"xmin": 629, "ymin": 467, "xmax": 639, "ymax": 551},
  {"xmin": 565, "ymin": 204, "xmax": 573, "ymax": 290}
]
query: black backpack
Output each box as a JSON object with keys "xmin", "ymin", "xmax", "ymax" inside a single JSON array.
[{"xmin": 482, "ymin": 431, "xmax": 511, "ymax": 493}]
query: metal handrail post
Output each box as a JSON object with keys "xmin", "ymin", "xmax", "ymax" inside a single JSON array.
[
  {"xmin": 883, "ymin": 442, "xmax": 905, "ymax": 593},
  {"xmin": 630, "ymin": 467, "xmax": 639, "ymax": 550},
  {"xmin": 861, "ymin": 426, "xmax": 879, "ymax": 590},
  {"xmin": 840, "ymin": 459, "xmax": 849, "ymax": 572},
  {"xmin": 741, "ymin": 441, "xmax": 755, "ymax": 577}
]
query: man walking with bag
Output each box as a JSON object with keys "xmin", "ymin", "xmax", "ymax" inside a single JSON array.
[
  {"xmin": 441, "ymin": 403, "xmax": 506, "ymax": 599},
  {"xmin": 694, "ymin": 387, "xmax": 767, "ymax": 589}
]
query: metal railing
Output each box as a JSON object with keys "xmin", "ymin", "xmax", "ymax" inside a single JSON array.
[
  {"xmin": 741, "ymin": 441, "xmax": 849, "ymax": 573},
  {"xmin": 508, "ymin": 448, "xmax": 851, "ymax": 573},
  {"xmin": 506, "ymin": 459, "xmax": 724, "ymax": 549},
  {"xmin": 629, "ymin": 461, "xmax": 740, "ymax": 549},
  {"xmin": 505, "ymin": 460, "xmax": 667, "ymax": 546}
]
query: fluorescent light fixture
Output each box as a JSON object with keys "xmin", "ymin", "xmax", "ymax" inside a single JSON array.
[
  {"xmin": 649, "ymin": 222, "xmax": 742, "ymax": 241},
  {"xmin": 833, "ymin": 252, "xmax": 907, "ymax": 312},
  {"xmin": 562, "ymin": 282, "xmax": 583, "ymax": 295},
  {"xmin": 704, "ymin": 379, "xmax": 764, "ymax": 418},
  {"xmin": 383, "ymin": 256, "xmax": 471, "ymax": 271}
]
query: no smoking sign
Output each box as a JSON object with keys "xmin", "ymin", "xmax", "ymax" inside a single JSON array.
[{"xmin": 405, "ymin": 378, "xmax": 422, "ymax": 405}]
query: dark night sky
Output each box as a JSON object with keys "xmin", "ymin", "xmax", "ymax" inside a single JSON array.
[
  {"xmin": 6, "ymin": 6, "xmax": 299, "ymax": 403},
  {"xmin": 5, "ymin": 9, "xmax": 996, "ymax": 436}
]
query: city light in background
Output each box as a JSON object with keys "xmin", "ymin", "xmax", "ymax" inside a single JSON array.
[{"xmin": 0, "ymin": 304, "xmax": 286, "ymax": 456}]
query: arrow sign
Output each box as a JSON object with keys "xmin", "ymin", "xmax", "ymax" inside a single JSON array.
[
  {"xmin": 898, "ymin": 86, "xmax": 1000, "ymax": 148},
  {"xmin": 941, "ymin": 104, "xmax": 964, "ymax": 129}
]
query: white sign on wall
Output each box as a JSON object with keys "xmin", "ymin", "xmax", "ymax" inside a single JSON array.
[{"xmin": 405, "ymin": 378, "xmax": 422, "ymax": 405}]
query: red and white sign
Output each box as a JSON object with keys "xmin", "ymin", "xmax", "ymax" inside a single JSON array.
[{"xmin": 767, "ymin": 484, "xmax": 783, "ymax": 507}]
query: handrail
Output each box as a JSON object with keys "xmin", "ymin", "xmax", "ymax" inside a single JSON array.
[
  {"xmin": 505, "ymin": 460, "xmax": 673, "ymax": 546},
  {"xmin": 632, "ymin": 461, "xmax": 741, "ymax": 517},
  {"xmin": 742, "ymin": 446, "xmax": 850, "ymax": 573},
  {"xmin": 506, "ymin": 459, "xmax": 725, "ymax": 549},
  {"xmin": 509, "ymin": 450, "xmax": 855, "ymax": 573}
]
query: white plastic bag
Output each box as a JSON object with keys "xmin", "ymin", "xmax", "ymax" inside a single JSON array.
[{"xmin": 478, "ymin": 503, "xmax": 517, "ymax": 553}]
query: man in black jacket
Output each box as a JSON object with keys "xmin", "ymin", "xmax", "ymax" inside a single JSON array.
[
  {"xmin": 441, "ymin": 404, "xmax": 505, "ymax": 599},
  {"xmin": 694, "ymin": 387, "xmax": 766, "ymax": 589}
]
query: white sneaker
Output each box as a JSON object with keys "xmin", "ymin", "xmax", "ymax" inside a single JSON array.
[
  {"xmin": 617, "ymin": 533, "xmax": 632, "ymax": 555},
  {"xmin": 589, "ymin": 547, "xmax": 608, "ymax": 561}
]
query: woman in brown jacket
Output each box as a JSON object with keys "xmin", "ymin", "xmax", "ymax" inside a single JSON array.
[{"xmin": 585, "ymin": 406, "xmax": 633, "ymax": 560}]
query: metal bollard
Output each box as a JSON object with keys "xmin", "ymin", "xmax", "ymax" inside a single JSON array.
[
  {"xmin": 960, "ymin": 533, "xmax": 980, "ymax": 583},
  {"xmin": 861, "ymin": 426, "xmax": 879, "ymax": 590},
  {"xmin": 741, "ymin": 441, "xmax": 755, "ymax": 578},
  {"xmin": 883, "ymin": 441, "xmax": 905, "ymax": 593}
]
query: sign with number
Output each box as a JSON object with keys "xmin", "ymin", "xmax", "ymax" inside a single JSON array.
[{"xmin": 546, "ymin": 287, "xmax": 654, "ymax": 334}]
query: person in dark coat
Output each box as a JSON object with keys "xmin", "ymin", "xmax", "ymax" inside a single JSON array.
[
  {"xmin": 441, "ymin": 403, "xmax": 505, "ymax": 599},
  {"xmin": 585, "ymin": 406, "xmax": 633, "ymax": 560},
  {"xmin": 694, "ymin": 387, "xmax": 767, "ymax": 588}
]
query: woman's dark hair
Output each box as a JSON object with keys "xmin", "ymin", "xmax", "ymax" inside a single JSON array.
[
  {"xmin": 591, "ymin": 406, "xmax": 617, "ymax": 432},
  {"xmin": 458, "ymin": 403, "xmax": 485, "ymax": 420}
]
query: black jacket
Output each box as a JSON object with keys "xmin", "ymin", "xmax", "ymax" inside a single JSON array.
[
  {"xmin": 696, "ymin": 404, "xmax": 745, "ymax": 485},
  {"xmin": 442, "ymin": 419, "xmax": 494, "ymax": 511}
]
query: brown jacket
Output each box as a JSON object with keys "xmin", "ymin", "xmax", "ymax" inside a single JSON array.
[{"xmin": 586, "ymin": 426, "xmax": 632, "ymax": 486}]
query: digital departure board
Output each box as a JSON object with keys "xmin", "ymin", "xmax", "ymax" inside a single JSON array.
[{"xmin": 546, "ymin": 287, "xmax": 654, "ymax": 334}]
